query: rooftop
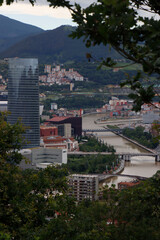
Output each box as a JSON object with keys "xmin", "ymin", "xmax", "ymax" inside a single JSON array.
[{"xmin": 48, "ymin": 116, "xmax": 70, "ymax": 122}]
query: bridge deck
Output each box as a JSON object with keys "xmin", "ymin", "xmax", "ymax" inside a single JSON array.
[
  {"xmin": 68, "ymin": 151, "xmax": 158, "ymax": 157},
  {"xmin": 98, "ymin": 173, "xmax": 148, "ymax": 181},
  {"xmin": 82, "ymin": 129, "xmax": 122, "ymax": 132}
]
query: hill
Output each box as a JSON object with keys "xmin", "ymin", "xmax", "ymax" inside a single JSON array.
[
  {"xmin": 0, "ymin": 25, "xmax": 122, "ymax": 63},
  {"xmin": 0, "ymin": 14, "xmax": 44, "ymax": 52}
]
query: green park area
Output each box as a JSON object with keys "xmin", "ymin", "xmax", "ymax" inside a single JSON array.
[
  {"xmin": 65, "ymin": 136, "xmax": 117, "ymax": 174},
  {"xmin": 122, "ymin": 126, "xmax": 159, "ymax": 149}
]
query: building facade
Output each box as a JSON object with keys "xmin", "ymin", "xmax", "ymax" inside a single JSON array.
[
  {"xmin": 8, "ymin": 58, "xmax": 40, "ymax": 148},
  {"xmin": 40, "ymin": 126, "xmax": 58, "ymax": 137},
  {"xmin": 68, "ymin": 174, "xmax": 99, "ymax": 201},
  {"xmin": 47, "ymin": 116, "xmax": 82, "ymax": 136},
  {"xmin": 41, "ymin": 135, "xmax": 79, "ymax": 152},
  {"xmin": 58, "ymin": 123, "xmax": 71, "ymax": 137},
  {"xmin": 19, "ymin": 148, "xmax": 67, "ymax": 169},
  {"xmin": 32, "ymin": 148, "xmax": 67, "ymax": 166}
]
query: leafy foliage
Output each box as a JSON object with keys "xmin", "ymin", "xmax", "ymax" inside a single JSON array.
[
  {"xmin": 65, "ymin": 136, "xmax": 116, "ymax": 174},
  {"xmin": 122, "ymin": 126, "xmax": 159, "ymax": 149},
  {"xmin": 67, "ymin": 154, "xmax": 117, "ymax": 174},
  {"xmin": 34, "ymin": 171, "xmax": 160, "ymax": 240},
  {"xmin": 79, "ymin": 136, "xmax": 115, "ymax": 153},
  {"xmin": 0, "ymin": 163, "xmax": 68, "ymax": 239},
  {"xmin": 43, "ymin": 94, "xmax": 105, "ymax": 110},
  {"xmin": 0, "ymin": 113, "xmax": 26, "ymax": 164},
  {"xmin": 0, "ymin": 114, "xmax": 69, "ymax": 239}
]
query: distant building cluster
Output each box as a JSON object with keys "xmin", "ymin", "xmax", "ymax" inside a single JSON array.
[
  {"xmin": 96, "ymin": 97, "xmax": 135, "ymax": 117},
  {"xmin": 48, "ymin": 105, "xmax": 83, "ymax": 118},
  {"xmin": 96, "ymin": 97, "xmax": 160, "ymax": 124},
  {"xmin": 40, "ymin": 124, "xmax": 79, "ymax": 152},
  {"xmin": 39, "ymin": 64, "xmax": 84, "ymax": 86},
  {"xmin": 40, "ymin": 116, "xmax": 82, "ymax": 151}
]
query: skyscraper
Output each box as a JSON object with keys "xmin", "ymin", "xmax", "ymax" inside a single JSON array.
[{"xmin": 8, "ymin": 58, "xmax": 40, "ymax": 148}]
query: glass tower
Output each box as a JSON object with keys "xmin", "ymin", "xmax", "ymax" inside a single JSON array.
[{"xmin": 8, "ymin": 58, "xmax": 40, "ymax": 148}]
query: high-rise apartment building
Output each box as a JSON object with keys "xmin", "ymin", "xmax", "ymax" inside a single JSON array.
[
  {"xmin": 68, "ymin": 174, "xmax": 99, "ymax": 201},
  {"xmin": 8, "ymin": 58, "xmax": 40, "ymax": 148}
]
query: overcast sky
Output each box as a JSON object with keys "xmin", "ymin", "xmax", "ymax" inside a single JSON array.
[{"xmin": 0, "ymin": 0, "xmax": 95, "ymax": 30}]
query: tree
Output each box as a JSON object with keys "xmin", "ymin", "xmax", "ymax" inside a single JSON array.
[
  {"xmin": 2, "ymin": 0, "xmax": 159, "ymax": 110},
  {"xmin": 0, "ymin": 112, "xmax": 26, "ymax": 164},
  {"xmin": 33, "ymin": 171, "xmax": 160, "ymax": 240},
  {"xmin": 0, "ymin": 114, "xmax": 69, "ymax": 239}
]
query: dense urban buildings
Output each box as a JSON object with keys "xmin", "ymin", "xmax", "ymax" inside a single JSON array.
[
  {"xmin": 39, "ymin": 64, "xmax": 84, "ymax": 86},
  {"xmin": 8, "ymin": 58, "xmax": 40, "ymax": 148}
]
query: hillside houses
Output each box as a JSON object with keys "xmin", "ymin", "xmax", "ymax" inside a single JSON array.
[{"xmin": 39, "ymin": 64, "xmax": 84, "ymax": 86}]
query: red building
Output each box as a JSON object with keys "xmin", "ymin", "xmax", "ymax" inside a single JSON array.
[
  {"xmin": 40, "ymin": 126, "xmax": 58, "ymax": 137},
  {"xmin": 118, "ymin": 181, "xmax": 140, "ymax": 190},
  {"xmin": 41, "ymin": 135, "xmax": 79, "ymax": 151}
]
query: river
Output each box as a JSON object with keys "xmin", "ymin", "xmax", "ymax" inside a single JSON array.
[{"xmin": 82, "ymin": 113, "xmax": 160, "ymax": 187}]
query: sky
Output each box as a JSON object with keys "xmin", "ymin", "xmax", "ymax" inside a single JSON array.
[{"xmin": 0, "ymin": 0, "xmax": 95, "ymax": 30}]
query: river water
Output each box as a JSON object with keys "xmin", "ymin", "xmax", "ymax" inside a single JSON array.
[{"xmin": 82, "ymin": 113, "xmax": 160, "ymax": 187}]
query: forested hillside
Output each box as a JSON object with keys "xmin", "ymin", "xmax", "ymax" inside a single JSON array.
[
  {"xmin": 0, "ymin": 14, "xmax": 44, "ymax": 52},
  {"xmin": 0, "ymin": 25, "xmax": 122, "ymax": 63}
]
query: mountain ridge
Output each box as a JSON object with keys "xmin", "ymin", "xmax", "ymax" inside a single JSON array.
[
  {"xmin": 0, "ymin": 14, "xmax": 44, "ymax": 52},
  {"xmin": 0, "ymin": 24, "xmax": 122, "ymax": 64}
]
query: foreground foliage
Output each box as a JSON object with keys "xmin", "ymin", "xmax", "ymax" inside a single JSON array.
[
  {"xmin": 0, "ymin": 114, "xmax": 160, "ymax": 239},
  {"xmin": 36, "ymin": 171, "xmax": 160, "ymax": 240},
  {"xmin": 0, "ymin": 115, "xmax": 69, "ymax": 239}
]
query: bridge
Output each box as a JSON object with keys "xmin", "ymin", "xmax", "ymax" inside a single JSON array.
[
  {"xmin": 68, "ymin": 151, "xmax": 160, "ymax": 162},
  {"xmin": 98, "ymin": 173, "xmax": 148, "ymax": 181},
  {"xmin": 82, "ymin": 128, "xmax": 123, "ymax": 133},
  {"xmin": 82, "ymin": 128, "xmax": 123, "ymax": 132}
]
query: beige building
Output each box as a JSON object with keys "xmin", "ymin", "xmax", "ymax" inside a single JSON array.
[{"xmin": 58, "ymin": 123, "xmax": 71, "ymax": 138}]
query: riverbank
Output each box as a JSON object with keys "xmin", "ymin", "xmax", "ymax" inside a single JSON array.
[
  {"xmin": 98, "ymin": 159, "xmax": 125, "ymax": 183},
  {"xmin": 112, "ymin": 132, "xmax": 156, "ymax": 154},
  {"xmin": 113, "ymin": 159, "xmax": 125, "ymax": 174},
  {"xmin": 83, "ymin": 113, "xmax": 160, "ymax": 182},
  {"xmin": 95, "ymin": 117, "xmax": 142, "ymax": 125}
]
